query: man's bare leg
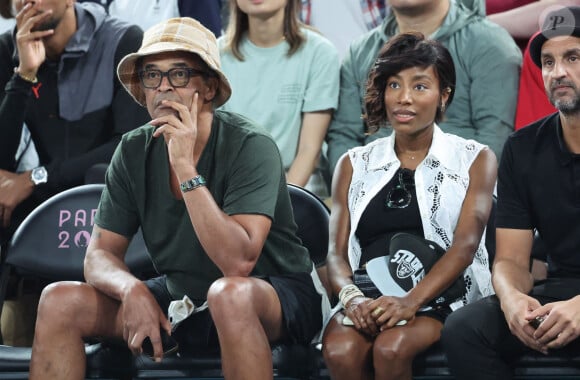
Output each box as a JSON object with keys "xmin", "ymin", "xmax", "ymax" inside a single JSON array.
[
  {"xmin": 29, "ymin": 281, "xmax": 123, "ymax": 380},
  {"xmin": 207, "ymin": 277, "xmax": 285, "ymax": 380}
]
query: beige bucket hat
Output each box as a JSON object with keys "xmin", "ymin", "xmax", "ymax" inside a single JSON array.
[{"xmin": 117, "ymin": 17, "xmax": 232, "ymax": 108}]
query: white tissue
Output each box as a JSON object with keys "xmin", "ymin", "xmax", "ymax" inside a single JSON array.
[{"xmin": 167, "ymin": 295, "xmax": 208, "ymax": 330}]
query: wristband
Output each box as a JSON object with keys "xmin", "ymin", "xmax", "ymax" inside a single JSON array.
[{"xmin": 179, "ymin": 175, "xmax": 206, "ymax": 193}]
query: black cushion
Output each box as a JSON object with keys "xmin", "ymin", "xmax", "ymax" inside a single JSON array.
[
  {"xmin": 287, "ymin": 184, "xmax": 330, "ymax": 267},
  {"xmin": 5, "ymin": 184, "xmax": 153, "ymax": 280}
]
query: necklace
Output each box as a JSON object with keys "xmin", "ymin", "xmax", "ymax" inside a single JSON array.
[{"xmin": 396, "ymin": 146, "xmax": 429, "ymax": 161}]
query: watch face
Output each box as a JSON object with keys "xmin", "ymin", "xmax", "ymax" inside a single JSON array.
[{"xmin": 31, "ymin": 166, "xmax": 48, "ymax": 185}]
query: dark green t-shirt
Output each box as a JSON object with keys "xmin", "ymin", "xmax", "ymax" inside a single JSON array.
[{"xmin": 95, "ymin": 110, "xmax": 311, "ymax": 300}]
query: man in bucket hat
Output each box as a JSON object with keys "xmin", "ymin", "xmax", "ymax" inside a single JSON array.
[
  {"xmin": 28, "ymin": 17, "xmax": 328, "ymax": 380},
  {"xmin": 441, "ymin": 6, "xmax": 580, "ymax": 380}
]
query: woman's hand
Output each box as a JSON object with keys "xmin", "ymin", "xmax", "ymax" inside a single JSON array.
[
  {"xmin": 369, "ymin": 295, "xmax": 419, "ymax": 331},
  {"xmin": 344, "ymin": 296, "xmax": 379, "ymax": 336}
]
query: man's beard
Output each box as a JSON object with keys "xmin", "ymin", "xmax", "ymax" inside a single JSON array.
[
  {"xmin": 31, "ymin": 14, "xmax": 60, "ymax": 32},
  {"xmin": 549, "ymin": 79, "xmax": 580, "ymax": 115}
]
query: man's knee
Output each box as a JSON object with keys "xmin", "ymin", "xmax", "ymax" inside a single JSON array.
[
  {"xmin": 441, "ymin": 305, "xmax": 472, "ymax": 347},
  {"xmin": 37, "ymin": 281, "xmax": 86, "ymax": 323},
  {"xmin": 207, "ymin": 277, "xmax": 253, "ymax": 315}
]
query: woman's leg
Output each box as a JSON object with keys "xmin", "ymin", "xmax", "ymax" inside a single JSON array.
[
  {"xmin": 373, "ymin": 316, "xmax": 443, "ymax": 380},
  {"xmin": 322, "ymin": 312, "xmax": 374, "ymax": 380}
]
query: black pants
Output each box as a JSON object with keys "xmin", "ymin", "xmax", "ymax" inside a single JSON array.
[
  {"xmin": 441, "ymin": 292, "xmax": 580, "ymax": 380},
  {"xmin": 0, "ymin": 194, "xmax": 43, "ymax": 249}
]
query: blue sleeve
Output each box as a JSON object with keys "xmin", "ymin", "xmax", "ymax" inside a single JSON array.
[{"xmin": 178, "ymin": 0, "xmax": 222, "ymax": 37}]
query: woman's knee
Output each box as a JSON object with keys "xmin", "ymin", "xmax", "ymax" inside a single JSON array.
[
  {"xmin": 323, "ymin": 333, "xmax": 367, "ymax": 368},
  {"xmin": 373, "ymin": 336, "xmax": 410, "ymax": 364}
]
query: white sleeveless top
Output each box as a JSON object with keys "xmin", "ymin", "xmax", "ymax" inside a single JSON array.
[{"xmin": 347, "ymin": 125, "xmax": 494, "ymax": 307}]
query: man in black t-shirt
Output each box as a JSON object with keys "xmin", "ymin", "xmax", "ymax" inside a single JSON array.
[{"xmin": 441, "ymin": 6, "xmax": 580, "ymax": 380}]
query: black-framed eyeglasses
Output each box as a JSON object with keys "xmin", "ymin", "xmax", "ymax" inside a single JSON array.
[
  {"xmin": 385, "ymin": 169, "xmax": 415, "ymax": 209},
  {"xmin": 138, "ymin": 68, "xmax": 207, "ymax": 89}
]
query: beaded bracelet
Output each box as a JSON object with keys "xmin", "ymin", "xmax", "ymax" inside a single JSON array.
[{"xmin": 338, "ymin": 284, "xmax": 364, "ymax": 309}]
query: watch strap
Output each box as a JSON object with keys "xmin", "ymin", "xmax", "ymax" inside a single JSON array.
[{"xmin": 180, "ymin": 175, "xmax": 206, "ymax": 193}]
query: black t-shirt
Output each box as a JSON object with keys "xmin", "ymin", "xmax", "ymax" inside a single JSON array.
[
  {"xmin": 356, "ymin": 168, "xmax": 424, "ymax": 267},
  {"xmin": 497, "ymin": 113, "xmax": 580, "ymax": 277}
]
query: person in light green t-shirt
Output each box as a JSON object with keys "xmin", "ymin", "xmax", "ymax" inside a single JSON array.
[
  {"xmin": 218, "ymin": 0, "xmax": 340, "ymax": 198},
  {"xmin": 28, "ymin": 17, "xmax": 328, "ymax": 380}
]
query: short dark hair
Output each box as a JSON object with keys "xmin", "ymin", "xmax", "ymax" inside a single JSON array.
[
  {"xmin": 363, "ymin": 32, "xmax": 456, "ymax": 134},
  {"xmin": 529, "ymin": 6, "xmax": 580, "ymax": 68},
  {"xmin": 0, "ymin": 0, "xmax": 13, "ymax": 19}
]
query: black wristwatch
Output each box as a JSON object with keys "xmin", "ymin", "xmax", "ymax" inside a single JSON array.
[{"xmin": 30, "ymin": 166, "xmax": 48, "ymax": 186}]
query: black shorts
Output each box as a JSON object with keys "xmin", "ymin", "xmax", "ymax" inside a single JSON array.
[
  {"xmin": 145, "ymin": 272, "xmax": 322, "ymax": 354},
  {"xmin": 417, "ymin": 306, "xmax": 452, "ymax": 323}
]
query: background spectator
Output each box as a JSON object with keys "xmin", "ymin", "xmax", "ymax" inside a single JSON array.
[
  {"xmin": 515, "ymin": 32, "xmax": 557, "ymax": 129},
  {"xmin": 299, "ymin": 0, "xmax": 485, "ymax": 60},
  {"xmin": 0, "ymin": 0, "xmax": 148, "ymax": 346},
  {"xmin": 178, "ymin": 0, "xmax": 223, "ymax": 37},
  {"xmin": 218, "ymin": 0, "xmax": 339, "ymax": 198},
  {"xmin": 96, "ymin": 0, "xmax": 224, "ymax": 37},
  {"xmin": 486, "ymin": 0, "xmax": 580, "ymax": 129},
  {"xmin": 107, "ymin": 0, "xmax": 179, "ymax": 32},
  {"xmin": 300, "ymin": 0, "xmax": 388, "ymax": 59}
]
